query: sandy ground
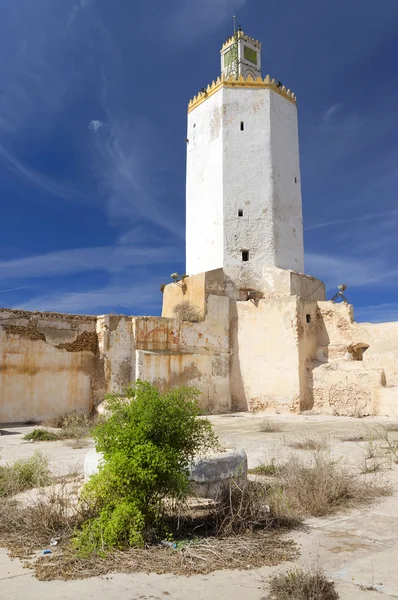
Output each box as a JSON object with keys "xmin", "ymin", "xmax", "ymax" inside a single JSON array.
[{"xmin": 1, "ymin": 412, "xmax": 398, "ymax": 599}]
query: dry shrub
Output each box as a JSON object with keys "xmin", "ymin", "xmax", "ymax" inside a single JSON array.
[
  {"xmin": 340, "ymin": 434, "xmax": 366, "ymax": 443},
  {"xmin": 0, "ymin": 485, "xmax": 88, "ymax": 557},
  {"xmin": 386, "ymin": 422, "xmax": 398, "ymax": 432},
  {"xmin": 34, "ymin": 531, "xmax": 298, "ymax": 581},
  {"xmin": 268, "ymin": 452, "xmax": 391, "ymax": 520},
  {"xmin": 214, "ymin": 480, "xmax": 278, "ymax": 536},
  {"xmin": 172, "ymin": 301, "xmax": 200, "ymax": 323},
  {"xmin": 64, "ymin": 438, "xmax": 91, "ymax": 449},
  {"xmin": 0, "ymin": 451, "xmax": 51, "ymax": 497},
  {"xmin": 259, "ymin": 420, "xmax": 282, "ymax": 433},
  {"xmin": 46, "ymin": 410, "xmax": 98, "ymax": 441},
  {"xmin": 269, "ymin": 567, "xmax": 339, "ymax": 600},
  {"xmin": 288, "ymin": 436, "xmax": 329, "ymax": 451}
]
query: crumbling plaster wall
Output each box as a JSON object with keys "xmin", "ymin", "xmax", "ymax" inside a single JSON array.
[
  {"xmin": 352, "ymin": 320, "xmax": 398, "ymax": 387},
  {"xmin": 310, "ymin": 301, "xmax": 398, "ymax": 416},
  {"xmin": 230, "ymin": 296, "xmax": 302, "ymax": 412},
  {"xmin": 136, "ymin": 295, "xmax": 231, "ymax": 413},
  {"xmin": 0, "ymin": 309, "xmax": 99, "ymax": 423}
]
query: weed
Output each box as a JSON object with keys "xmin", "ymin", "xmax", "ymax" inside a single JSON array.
[
  {"xmin": 385, "ymin": 423, "xmax": 398, "ymax": 432},
  {"xmin": 268, "ymin": 567, "xmax": 339, "ymax": 600},
  {"xmin": 288, "ymin": 436, "xmax": 329, "ymax": 451},
  {"xmin": 258, "ymin": 420, "xmax": 282, "ymax": 433},
  {"xmin": 23, "ymin": 429, "xmax": 58, "ymax": 442},
  {"xmin": 249, "ymin": 461, "xmax": 279, "ymax": 476},
  {"xmin": 0, "ymin": 451, "xmax": 51, "ymax": 497},
  {"xmin": 340, "ymin": 434, "xmax": 366, "ymax": 443},
  {"xmin": 45, "ymin": 411, "xmax": 99, "ymax": 441},
  {"xmin": 267, "ymin": 451, "xmax": 391, "ymax": 520}
]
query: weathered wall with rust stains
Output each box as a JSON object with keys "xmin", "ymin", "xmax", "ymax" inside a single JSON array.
[
  {"xmin": 0, "ymin": 309, "xmax": 99, "ymax": 423},
  {"xmin": 136, "ymin": 295, "xmax": 231, "ymax": 413}
]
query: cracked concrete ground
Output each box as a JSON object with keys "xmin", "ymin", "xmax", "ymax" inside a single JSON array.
[{"xmin": 1, "ymin": 413, "xmax": 398, "ymax": 599}]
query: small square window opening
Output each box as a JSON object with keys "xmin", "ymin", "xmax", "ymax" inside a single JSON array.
[
  {"xmin": 242, "ymin": 250, "xmax": 249, "ymax": 262},
  {"xmin": 238, "ymin": 209, "xmax": 243, "ymax": 217}
]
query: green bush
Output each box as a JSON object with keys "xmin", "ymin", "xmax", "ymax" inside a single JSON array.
[
  {"xmin": 23, "ymin": 429, "xmax": 58, "ymax": 442},
  {"xmin": 74, "ymin": 381, "xmax": 218, "ymax": 554}
]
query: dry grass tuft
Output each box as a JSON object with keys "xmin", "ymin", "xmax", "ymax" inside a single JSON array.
[
  {"xmin": 213, "ymin": 479, "xmax": 281, "ymax": 536},
  {"xmin": 258, "ymin": 420, "xmax": 282, "ymax": 433},
  {"xmin": 268, "ymin": 567, "xmax": 339, "ymax": 600},
  {"xmin": 385, "ymin": 423, "xmax": 398, "ymax": 432},
  {"xmin": 265, "ymin": 452, "xmax": 391, "ymax": 520},
  {"xmin": 340, "ymin": 434, "xmax": 366, "ymax": 443},
  {"xmin": 25, "ymin": 411, "xmax": 100, "ymax": 445},
  {"xmin": 288, "ymin": 436, "xmax": 329, "ymax": 451},
  {"xmin": 0, "ymin": 451, "xmax": 52, "ymax": 497},
  {"xmin": 0, "ymin": 485, "xmax": 88, "ymax": 558}
]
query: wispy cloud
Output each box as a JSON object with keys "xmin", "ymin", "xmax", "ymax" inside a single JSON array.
[
  {"xmin": 354, "ymin": 303, "xmax": 398, "ymax": 324},
  {"xmin": 0, "ymin": 244, "xmax": 179, "ymax": 280},
  {"xmin": 0, "ymin": 285, "xmax": 34, "ymax": 294},
  {"xmin": 0, "ymin": 144, "xmax": 95, "ymax": 207},
  {"xmin": 17, "ymin": 279, "xmax": 162, "ymax": 315},
  {"xmin": 305, "ymin": 252, "xmax": 398, "ymax": 289},
  {"xmin": 305, "ymin": 209, "xmax": 398, "ymax": 231},
  {"xmin": 322, "ymin": 104, "xmax": 341, "ymax": 126}
]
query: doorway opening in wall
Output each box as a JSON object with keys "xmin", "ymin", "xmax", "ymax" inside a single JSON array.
[{"xmin": 242, "ymin": 250, "xmax": 249, "ymax": 262}]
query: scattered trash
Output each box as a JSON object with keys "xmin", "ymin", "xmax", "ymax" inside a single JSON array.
[
  {"xmin": 50, "ymin": 538, "xmax": 59, "ymax": 546},
  {"xmin": 42, "ymin": 549, "xmax": 52, "ymax": 555},
  {"xmin": 160, "ymin": 540, "xmax": 177, "ymax": 549}
]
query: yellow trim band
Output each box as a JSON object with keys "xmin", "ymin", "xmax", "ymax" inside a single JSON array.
[
  {"xmin": 188, "ymin": 74, "xmax": 296, "ymax": 114},
  {"xmin": 221, "ymin": 30, "xmax": 262, "ymax": 52}
]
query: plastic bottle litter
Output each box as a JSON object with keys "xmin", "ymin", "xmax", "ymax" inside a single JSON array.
[
  {"xmin": 42, "ymin": 549, "xmax": 52, "ymax": 555},
  {"xmin": 160, "ymin": 540, "xmax": 177, "ymax": 549}
]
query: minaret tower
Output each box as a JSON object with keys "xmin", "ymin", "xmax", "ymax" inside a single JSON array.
[{"xmin": 185, "ymin": 27, "xmax": 304, "ymax": 292}]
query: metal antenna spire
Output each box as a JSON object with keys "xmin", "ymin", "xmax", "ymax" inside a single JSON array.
[{"xmin": 233, "ymin": 15, "xmax": 236, "ymax": 34}]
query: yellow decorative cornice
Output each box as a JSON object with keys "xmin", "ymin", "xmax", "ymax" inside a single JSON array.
[
  {"xmin": 188, "ymin": 74, "xmax": 296, "ymax": 114},
  {"xmin": 221, "ymin": 30, "xmax": 262, "ymax": 52}
]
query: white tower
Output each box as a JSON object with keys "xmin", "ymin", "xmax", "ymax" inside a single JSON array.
[{"xmin": 186, "ymin": 29, "xmax": 304, "ymax": 292}]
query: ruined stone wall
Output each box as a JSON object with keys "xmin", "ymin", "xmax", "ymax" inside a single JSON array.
[
  {"xmin": 136, "ymin": 295, "xmax": 231, "ymax": 413},
  {"xmin": 230, "ymin": 296, "xmax": 302, "ymax": 412},
  {"xmin": 0, "ymin": 309, "xmax": 99, "ymax": 423},
  {"xmin": 352, "ymin": 320, "xmax": 398, "ymax": 387}
]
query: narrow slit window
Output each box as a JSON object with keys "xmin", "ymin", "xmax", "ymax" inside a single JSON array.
[
  {"xmin": 294, "ymin": 177, "xmax": 297, "ymax": 183},
  {"xmin": 306, "ymin": 314, "xmax": 311, "ymax": 323},
  {"xmin": 240, "ymin": 121, "xmax": 244, "ymax": 131},
  {"xmin": 242, "ymin": 250, "xmax": 249, "ymax": 262},
  {"xmin": 238, "ymin": 209, "xmax": 243, "ymax": 217}
]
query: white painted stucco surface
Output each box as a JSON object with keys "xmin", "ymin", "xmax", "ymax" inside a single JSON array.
[
  {"xmin": 186, "ymin": 90, "xmax": 224, "ymax": 276},
  {"xmin": 186, "ymin": 86, "xmax": 304, "ymax": 291}
]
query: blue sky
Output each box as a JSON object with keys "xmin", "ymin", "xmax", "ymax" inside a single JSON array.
[{"xmin": 1, "ymin": 0, "xmax": 398, "ymax": 321}]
